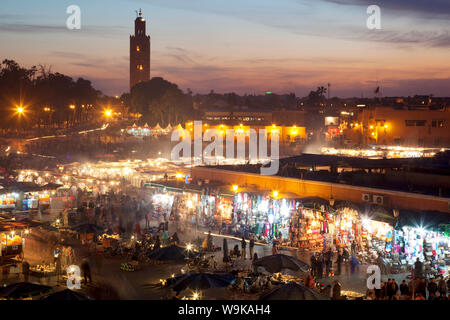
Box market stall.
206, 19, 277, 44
394, 210, 450, 277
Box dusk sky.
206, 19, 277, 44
1, 0, 450, 97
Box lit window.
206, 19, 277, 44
137, 64, 143, 70
136, 46, 140, 51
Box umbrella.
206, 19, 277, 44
41, 289, 93, 300
146, 245, 200, 261
259, 282, 330, 300
40, 183, 63, 191
0, 282, 52, 299
169, 273, 236, 292
71, 223, 105, 234
223, 238, 229, 262
253, 254, 310, 273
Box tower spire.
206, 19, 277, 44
139, 8, 142, 17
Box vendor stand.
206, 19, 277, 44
29, 263, 56, 278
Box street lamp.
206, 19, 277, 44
69, 105, 75, 110
272, 190, 279, 198
104, 109, 112, 117
232, 185, 238, 193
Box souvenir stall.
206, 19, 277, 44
291, 205, 332, 251
152, 192, 175, 219
215, 196, 233, 225
196, 194, 217, 227
360, 218, 393, 254
0, 229, 23, 261
334, 207, 360, 248
394, 226, 450, 277
233, 193, 274, 241
0, 193, 17, 210
233, 193, 305, 243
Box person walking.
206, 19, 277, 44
145, 211, 150, 229
438, 276, 447, 296
306, 273, 315, 289
392, 279, 399, 298
207, 231, 213, 251
153, 235, 161, 250
249, 236, 255, 260
400, 280, 409, 297
55, 253, 62, 284
336, 249, 342, 275
375, 282, 383, 300
22, 260, 30, 282
414, 258, 423, 279
241, 237, 247, 260
350, 255, 357, 274
351, 240, 357, 255
317, 253, 324, 279
427, 278, 438, 300
386, 279, 393, 300
418, 278, 427, 299
310, 253, 317, 278
325, 247, 333, 276
81, 259, 92, 286
332, 280, 341, 300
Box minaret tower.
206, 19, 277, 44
130, 9, 150, 90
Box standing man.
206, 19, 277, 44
145, 211, 150, 229
325, 247, 333, 276
350, 255, 357, 274
310, 253, 317, 278
249, 236, 255, 260
317, 253, 324, 278
414, 258, 423, 279
22, 260, 30, 282
241, 237, 247, 260
438, 276, 447, 296
427, 278, 438, 300
336, 249, 342, 275
400, 280, 409, 297
351, 240, 357, 256
81, 259, 92, 286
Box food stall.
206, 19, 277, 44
0, 231, 23, 260
29, 263, 56, 278
0, 193, 17, 210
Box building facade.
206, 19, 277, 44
129, 9, 150, 90
343, 106, 450, 147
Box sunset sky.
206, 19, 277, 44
1, 0, 449, 97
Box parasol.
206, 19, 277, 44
0, 282, 52, 299
169, 273, 236, 292
146, 244, 200, 261
253, 254, 310, 273
71, 223, 105, 234
223, 238, 229, 262
259, 282, 330, 300
40, 289, 93, 300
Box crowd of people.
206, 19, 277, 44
366, 276, 450, 300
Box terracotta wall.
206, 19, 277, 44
189, 167, 450, 213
